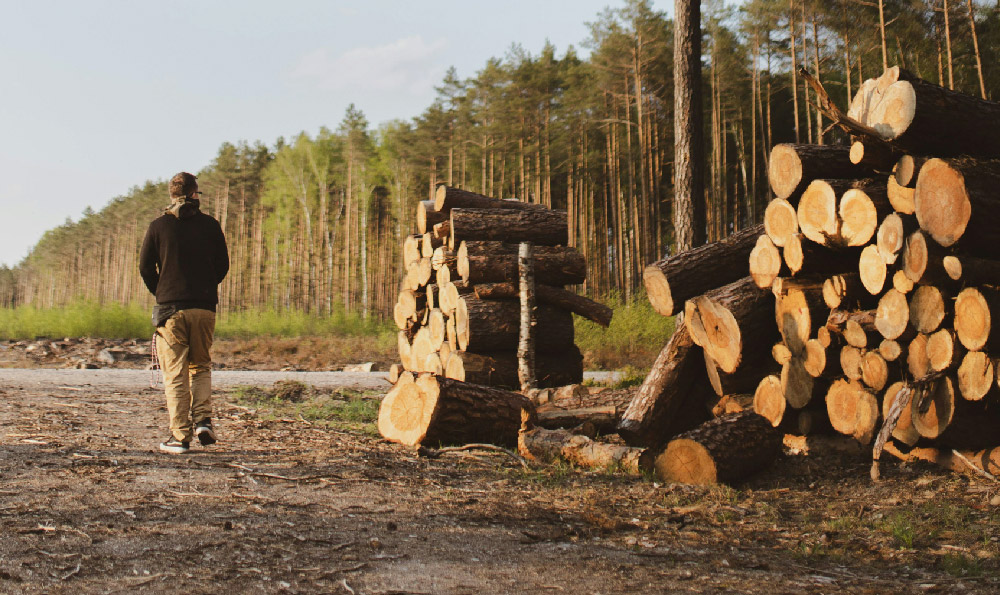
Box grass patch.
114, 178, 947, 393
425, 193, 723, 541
231, 381, 381, 434
575, 292, 674, 370
0, 299, 395, 342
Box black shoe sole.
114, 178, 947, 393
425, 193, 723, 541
195, 426, 217, 446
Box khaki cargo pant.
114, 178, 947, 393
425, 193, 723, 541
156, 309, 216, 443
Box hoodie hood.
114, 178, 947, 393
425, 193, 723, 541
166, 197, 201, 219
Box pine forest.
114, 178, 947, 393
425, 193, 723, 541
4, 0, 1000, 322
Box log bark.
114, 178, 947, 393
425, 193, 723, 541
704, 350, 777, 397
822, 272, 870, 310
894, 155, 927, 188
455, 297, 574, 353
458, 241, 586, 285
954, 286, 1000, 352
869, 74, 1000, 157
417, 200, 448, 235
617, 323, 713, 447
431, 247, 456, 271
783, 234, 857, 277
849, 139, 900, 171
686, 276, 777, 373
643, 224, 763, 316
883, 442, 1000, 477
434, 185, 545, 213
450, 208, 568, 248
914, 157, 1000, 253
473, 282, 612, 327
768, 144, 875, 201
518, 242, 536, 392
941, 254, 1000, 286
518, 425, 643, 474
377, 374, 536, 447
653, 411, 782, 485
882, 381, 920, 446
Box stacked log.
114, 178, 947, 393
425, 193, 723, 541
389, 185, 611, 390
621, 68, 1000, 484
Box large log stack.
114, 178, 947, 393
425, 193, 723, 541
392, 185, 612, 390
622, 67, 1000, 484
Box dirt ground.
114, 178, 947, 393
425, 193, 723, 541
1, 372, 999, 594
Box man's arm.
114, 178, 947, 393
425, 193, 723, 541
138, 223, 159, 295
214, 219, 230, 284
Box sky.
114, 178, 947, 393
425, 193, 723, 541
0, 0, 681, 268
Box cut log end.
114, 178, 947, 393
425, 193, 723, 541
914, 158, 970, 248
750, 235, 782, 288
954, 287, 993, 352
958, 351, 995, 402
753, 375, 785, 427
763, 199, 798, 247
768, 145, 804, 200
911, 377, 956, 439
643, 265, 674, 316
875, 289, 910, 341
859, 245, 887, 295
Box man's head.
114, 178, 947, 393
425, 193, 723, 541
169, 172, 200, 201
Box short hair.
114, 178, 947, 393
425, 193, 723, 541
169, 172, 199, 199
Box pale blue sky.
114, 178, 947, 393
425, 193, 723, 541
0, 0, 681, 267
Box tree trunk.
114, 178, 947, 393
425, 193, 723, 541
434, 185, 545, 213
901, 230, 951, 285
910, 376, 955, 439
617, 322, 713, 447
653, 411, 782, 485
870, 75, 1000, 157
473, 282, 613, 327
673, 0, 706, 252
686, 276, 778, 373
643, 224, 763, 316
518, 425, 643, 475
417, 200, 448, 234
767, 144, 874, 201
763, 198, 799, 248
783, 233, 858, 277
518, 242, 536, 392
749, 234, 785, 289
456, 297, 574, 353
849, 140, 899, 171
377, 374, 534, 447
458, 241, 586, 285
445, 348, 584, 390
450, 208, 568, 248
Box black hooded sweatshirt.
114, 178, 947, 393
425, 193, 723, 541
138, 209, 229, 310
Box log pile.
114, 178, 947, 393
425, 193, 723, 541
621, 68, 1000, 484
381, 69, 1000, 486
392, 185, 611, 390
380, 186, 616, 450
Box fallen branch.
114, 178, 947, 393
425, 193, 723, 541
416, 443, 529, 469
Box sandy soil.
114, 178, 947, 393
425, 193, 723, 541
1, 371, 999, 594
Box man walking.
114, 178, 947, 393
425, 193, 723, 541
139, 172, 229, 454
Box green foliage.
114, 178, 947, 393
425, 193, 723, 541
0, 300, 395, 341
574, 293, 675, 370
217, 307, 394, 340
0, 301, 149, 340
885, 512, 916, 550
940, 552, 983, 578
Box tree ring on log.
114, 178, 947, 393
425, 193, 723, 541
914, 159, 970, 248
764, 198, 798, 247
